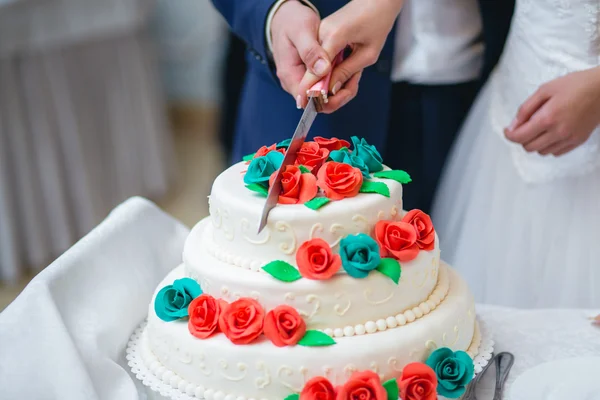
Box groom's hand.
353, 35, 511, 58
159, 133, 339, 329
270, 0, 332, 109
297, 0, 404, 113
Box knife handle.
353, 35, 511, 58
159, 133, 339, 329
307, 50, 346, 103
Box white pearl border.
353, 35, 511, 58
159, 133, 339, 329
204, 239, 264, 272
323, 264, 450, 338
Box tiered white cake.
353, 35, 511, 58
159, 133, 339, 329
138, 138, 480, 400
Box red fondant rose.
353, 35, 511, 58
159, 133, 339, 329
296, 238, 342, 280
336, 371, 387, 400
375, 220, 419, 262
218, 298, 265, 344
254, 143, 285, 158
301, 376, 337, 400
268, 165, 318, 204
314, 136, 350, 152
188, 294, 222, 339
263, 305, 306, 347
398, 363, 438, 400
296, 142, 330, 172
316, 162, 363, 200
401, 210, 435, 251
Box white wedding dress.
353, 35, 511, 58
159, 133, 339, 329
432, 0, 600, 308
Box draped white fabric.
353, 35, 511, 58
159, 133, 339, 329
0, 1, 174, 283
0, 197, 189, 399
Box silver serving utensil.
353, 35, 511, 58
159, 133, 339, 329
492, 352, 514, 400
464, 353, 496, 400
257, 97, 319, 233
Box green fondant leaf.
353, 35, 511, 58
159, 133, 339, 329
246, 183, 268, 196
298, 165, 311, 174
262, 261, 302, 282
242, 153, 256, 162
284, 394, 299, 400
373, 169, 412, 184
339, 146, 350, 152
304, 197, 331, 210
298, 330, 336, 347
383, 379, 399, 400
359, 181, 390, 197
376, 258, 401, 284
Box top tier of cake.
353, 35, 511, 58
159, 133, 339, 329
206, 161, 405, 269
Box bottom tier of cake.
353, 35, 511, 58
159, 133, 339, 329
142, 264, 479, 400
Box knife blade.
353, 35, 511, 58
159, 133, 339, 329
256, 49, 347, 233
257, 96, 319, 233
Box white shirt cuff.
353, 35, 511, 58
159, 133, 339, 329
265, 0, 320, 55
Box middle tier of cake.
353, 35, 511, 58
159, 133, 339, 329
184, 220, 444, 332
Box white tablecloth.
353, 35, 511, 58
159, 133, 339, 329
0, 197, 598, 399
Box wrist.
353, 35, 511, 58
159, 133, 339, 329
266, 0, 319, 54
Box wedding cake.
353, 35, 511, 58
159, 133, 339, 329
135, 137, 481, 400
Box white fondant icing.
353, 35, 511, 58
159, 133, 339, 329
144, 264, 476, 400
241, 218, 271, 245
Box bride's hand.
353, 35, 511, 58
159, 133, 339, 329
504, 67, 600, 156
297, 0, 404, 113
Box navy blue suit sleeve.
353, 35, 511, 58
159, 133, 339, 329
210, 0, 275, 65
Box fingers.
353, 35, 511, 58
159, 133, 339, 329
552, 142, 579, 157
536, 140, 569, 156
289, 28, 331, 77
273, 33, 305, 100
320, 70, 363, 114
328, 47, 377, 95
507, 85, 551, 132
521, 131, 554, 153
504, 117, 546, 145
319, 22, 349, 62
505, 98, 556, 144
522, 134, 578, 157
287, 26, 334, 107
275, 58, 308, 107
296, 70, 325, 109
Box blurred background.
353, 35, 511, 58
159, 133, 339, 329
0, 0, 242, 309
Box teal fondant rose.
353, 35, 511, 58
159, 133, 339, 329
351, 136, 383, 173
154, 278, 203, 322
425, 347, 474, 398
330, 149, 370, 178
339, 233, 382, 278
243, 151, 284, 187
276, 138, 292, 148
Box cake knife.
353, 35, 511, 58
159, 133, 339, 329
257, 52, 345, 234
257, 95, 320, 234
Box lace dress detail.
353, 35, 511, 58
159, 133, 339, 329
489, 0, 600, 183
